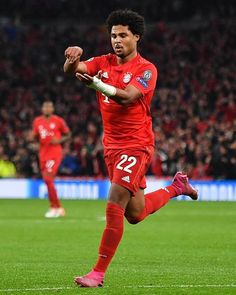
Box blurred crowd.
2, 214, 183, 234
0, 15, 235, 179
0, 0, 234, 23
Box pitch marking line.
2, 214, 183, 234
0, 284, 236, 292
127, 284, 236, 288
0, 287, 73, 292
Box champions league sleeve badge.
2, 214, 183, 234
143, 70, 152, 81
135, 70, 152, 88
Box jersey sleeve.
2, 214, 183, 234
60, 118, 70, 134
83, 56, 105, 76
129, 64, 158, 96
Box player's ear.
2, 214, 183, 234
134, 34, 140, 42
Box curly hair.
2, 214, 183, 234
106, 9, 145, 40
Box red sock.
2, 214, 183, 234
94, 202, 124, 273
135, 185, 177, 223
44, 178, 61, 208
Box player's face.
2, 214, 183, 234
42, 102, 54, 116
111, 25, 139, 58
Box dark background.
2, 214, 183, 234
0, 0, 235, 22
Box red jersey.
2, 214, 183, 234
84, 53, 158, 149
33, 115, 69, 159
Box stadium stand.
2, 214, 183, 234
0, 1, 235, 179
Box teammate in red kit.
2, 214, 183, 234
64, 10, 198, 287
33, 101, 71, 218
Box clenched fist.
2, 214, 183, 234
64, 46, 83, 64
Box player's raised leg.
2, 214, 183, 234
125, 172, 198, 224
74, 183, 130, 287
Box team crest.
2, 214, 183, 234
123, 72, 132, 83
143, 70, 152, 81
50, 123, 55, 129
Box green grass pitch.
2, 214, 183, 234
0, 199, 235, 295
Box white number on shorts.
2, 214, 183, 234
124, 156, 137, 173
46, 160, 55, 172
103, 95, 110, 103
116, 155, 137, 174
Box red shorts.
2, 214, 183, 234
40, 156, 62, 177
104, 146, 154, 196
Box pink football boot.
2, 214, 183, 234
74, 270, 104, 288
171, 172, 198, 200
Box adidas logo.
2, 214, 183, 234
102, 72, 109, 78
163, 187, 170, 193
121, 176, 130, 183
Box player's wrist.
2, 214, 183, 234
88, 76, 116, 97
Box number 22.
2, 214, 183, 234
116, 154, 137, 174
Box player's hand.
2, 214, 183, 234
75, 70, 102, 85
50, 138, 61, 145
65, 46, 83, 64
75, 72, 93, 85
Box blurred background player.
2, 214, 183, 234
64, 9, 198, 287
32, 101, 71, 218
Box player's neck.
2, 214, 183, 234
116, 50, 138, 65
43, 114, 52, 120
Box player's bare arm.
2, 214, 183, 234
64, 46, 87, 74
28, 130, 40, 152
76, 72, 142, 105
30, 130, 37, 141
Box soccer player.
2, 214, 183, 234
32, 101, 71, 218
64, 10, 198, 287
